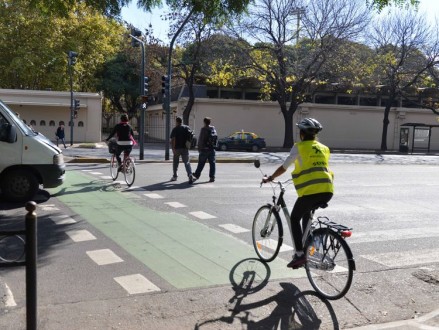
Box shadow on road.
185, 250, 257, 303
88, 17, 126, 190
195, 258, 339, 329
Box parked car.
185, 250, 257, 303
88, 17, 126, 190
217, 131, 266, 152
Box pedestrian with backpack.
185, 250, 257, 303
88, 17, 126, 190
193, 117, 217, 182
170, 116, 196, 183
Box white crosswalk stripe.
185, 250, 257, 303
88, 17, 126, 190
86, 249, 124, 265
114, 274, 161, 294
362, 248, 439, 268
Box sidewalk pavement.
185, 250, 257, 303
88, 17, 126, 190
351, 308, 439, 329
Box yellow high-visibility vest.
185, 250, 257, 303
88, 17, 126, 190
292, 140, 334, 197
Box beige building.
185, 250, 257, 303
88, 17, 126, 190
1, 88, 438, 152
0, 89, 102, 143
146, 97, 439, 152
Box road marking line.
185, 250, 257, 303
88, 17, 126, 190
143, 193, 164, 199
189, 211, 217, 219
219, 224, 250, 234
4, 283, 17, 307
362, 248, 439, 267
89, 172, 103, 175
100, 176, 112, 180
86, 249, 124, 265
39, 205, 59, 212
66, 230, 96, 242
114, 274, 160, 294
81, 170, 93, 172
350, 227, 439, 244
165, 202, 187, 208
51, 215, 77, 225
255, 239, 294, 252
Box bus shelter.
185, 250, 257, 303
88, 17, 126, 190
400, 123, 439, 153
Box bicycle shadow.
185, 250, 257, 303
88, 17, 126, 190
195, 258, 339, 329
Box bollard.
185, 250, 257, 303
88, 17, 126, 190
25, 201, 37, 330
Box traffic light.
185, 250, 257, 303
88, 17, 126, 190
74, 99, 80, 110
68, 51, 78, 66
130, 28, 141, 47
144, 76, 150, 95
161, 75, 169, 98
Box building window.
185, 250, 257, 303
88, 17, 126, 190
78, 121, 84, 127
59, 121, 65, 126
40, 120, 46, 126
30, 120, 36, 126
69, 121, 74, 127
49, 120, 55, 126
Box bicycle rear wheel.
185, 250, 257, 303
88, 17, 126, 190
305, 228, 354, 300
110, 154, 119, 180
252, 205, 283, 262
124, 157, 135, 186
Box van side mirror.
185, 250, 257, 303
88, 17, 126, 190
7, 124, 17, 143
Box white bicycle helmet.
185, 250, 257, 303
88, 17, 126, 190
296, 118, 323, 134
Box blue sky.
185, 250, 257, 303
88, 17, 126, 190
121, 0, 439, 43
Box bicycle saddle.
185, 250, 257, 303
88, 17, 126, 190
312, 202, 328, 211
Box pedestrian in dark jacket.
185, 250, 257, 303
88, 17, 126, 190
55, 124, 67, 148
170, 116, 195, 183
193, 117, 217, 182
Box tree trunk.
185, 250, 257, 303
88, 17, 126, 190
183, 82, 195, 126
282, 103, 295, 149
380, 94, 395, 151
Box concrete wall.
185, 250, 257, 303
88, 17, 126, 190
0, 89, 102, 143
145, 98, 439, 151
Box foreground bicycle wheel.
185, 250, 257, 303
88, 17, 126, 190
110, 154, 119, 180
124, 157, 135, 186
252, 205, 283, 262
305, 228, 354, 300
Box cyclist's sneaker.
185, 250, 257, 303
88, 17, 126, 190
171, 176, 177, 181
118, 164, 122, 172
287, 253, 306, 269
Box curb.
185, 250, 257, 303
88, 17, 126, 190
65, 157, 256, 164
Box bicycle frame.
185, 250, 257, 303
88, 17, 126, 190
265, 180, 320, 252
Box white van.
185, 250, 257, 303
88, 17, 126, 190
0, 100, 65, 202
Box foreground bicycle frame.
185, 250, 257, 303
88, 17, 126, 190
253, 160, 356, 300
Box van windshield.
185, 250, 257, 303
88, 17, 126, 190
0, 100, 35, 136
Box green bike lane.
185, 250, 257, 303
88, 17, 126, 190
50, 170, 304, 290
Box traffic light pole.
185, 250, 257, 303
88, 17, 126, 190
164, 9, 194, 161
69, 60, 74, 146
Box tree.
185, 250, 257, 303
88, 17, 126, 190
369, 10, 439, 150
367, 0, 419, 11
227, 0, 370, 148
0, 0, 124, 91
96, 49, 142, 122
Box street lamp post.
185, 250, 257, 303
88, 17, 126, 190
164, 9, 194, 160
130, 29, 146, 160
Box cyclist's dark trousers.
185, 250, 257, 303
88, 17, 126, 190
290, 192, 333, 251
116, 145, 132, 165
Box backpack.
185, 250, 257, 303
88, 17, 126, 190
206, 126, 218, 149
185, 125, 194, 149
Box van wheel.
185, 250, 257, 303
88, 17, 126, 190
220, 144, 228, 151
1, 169, 39, 202
251, 145, 259, 152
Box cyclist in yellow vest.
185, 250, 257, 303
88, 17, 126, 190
263, 118, 334, 269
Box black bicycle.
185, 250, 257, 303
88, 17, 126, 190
252, 160, 356, 300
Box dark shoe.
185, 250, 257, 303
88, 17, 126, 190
209, 177, 215, 182
192, 173, 199, 180
118, 165, 123, 172
170, 176, 177, 181
287, 253, 306, 269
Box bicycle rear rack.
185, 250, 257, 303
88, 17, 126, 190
316, 217, 352, 236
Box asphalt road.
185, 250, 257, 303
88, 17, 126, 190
1, 154, 439, 329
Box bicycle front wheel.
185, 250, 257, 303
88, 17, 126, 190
124, 157, 136, 186
252, 205, 283, 262
305, 228, 354, 300
110, 154, 119, 180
